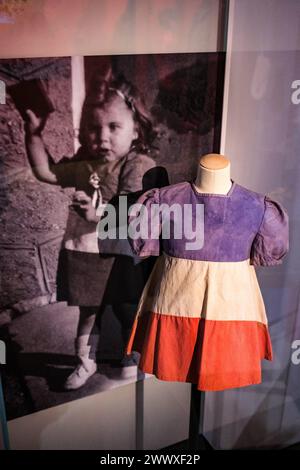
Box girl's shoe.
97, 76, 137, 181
64, 360, 97, 390
118, 352, 139, 379
64, 334, 97, 390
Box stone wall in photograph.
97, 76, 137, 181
0, 57, 73, 319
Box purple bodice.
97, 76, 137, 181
129, 180, 289, 266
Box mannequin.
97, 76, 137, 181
126, 153, 288, 393
192, 152, 233, 448
193, 153, 232, 195
125, 151, 288, 447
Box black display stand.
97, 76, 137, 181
135, 374, 145, 450
188, 384, 213, 450
0, 371, 10, 450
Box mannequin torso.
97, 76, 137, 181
193, 153, 232, 195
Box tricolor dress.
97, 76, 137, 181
125, 180, 289, 391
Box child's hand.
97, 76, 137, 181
24, 109, 48, 136
72, 191, 98, 223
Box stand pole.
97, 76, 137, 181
188, 384, 212, 450
135, 373, 145, 450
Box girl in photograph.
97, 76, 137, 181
24, 72, 157, 389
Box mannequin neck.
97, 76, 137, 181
194, 164, 232, 195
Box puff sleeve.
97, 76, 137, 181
128, 188, 161, 257
250, 196, 289, 266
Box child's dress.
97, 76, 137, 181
126, 180, 289, 391
53, 147, 156, 307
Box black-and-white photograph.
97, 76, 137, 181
0, 51, 225, 419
